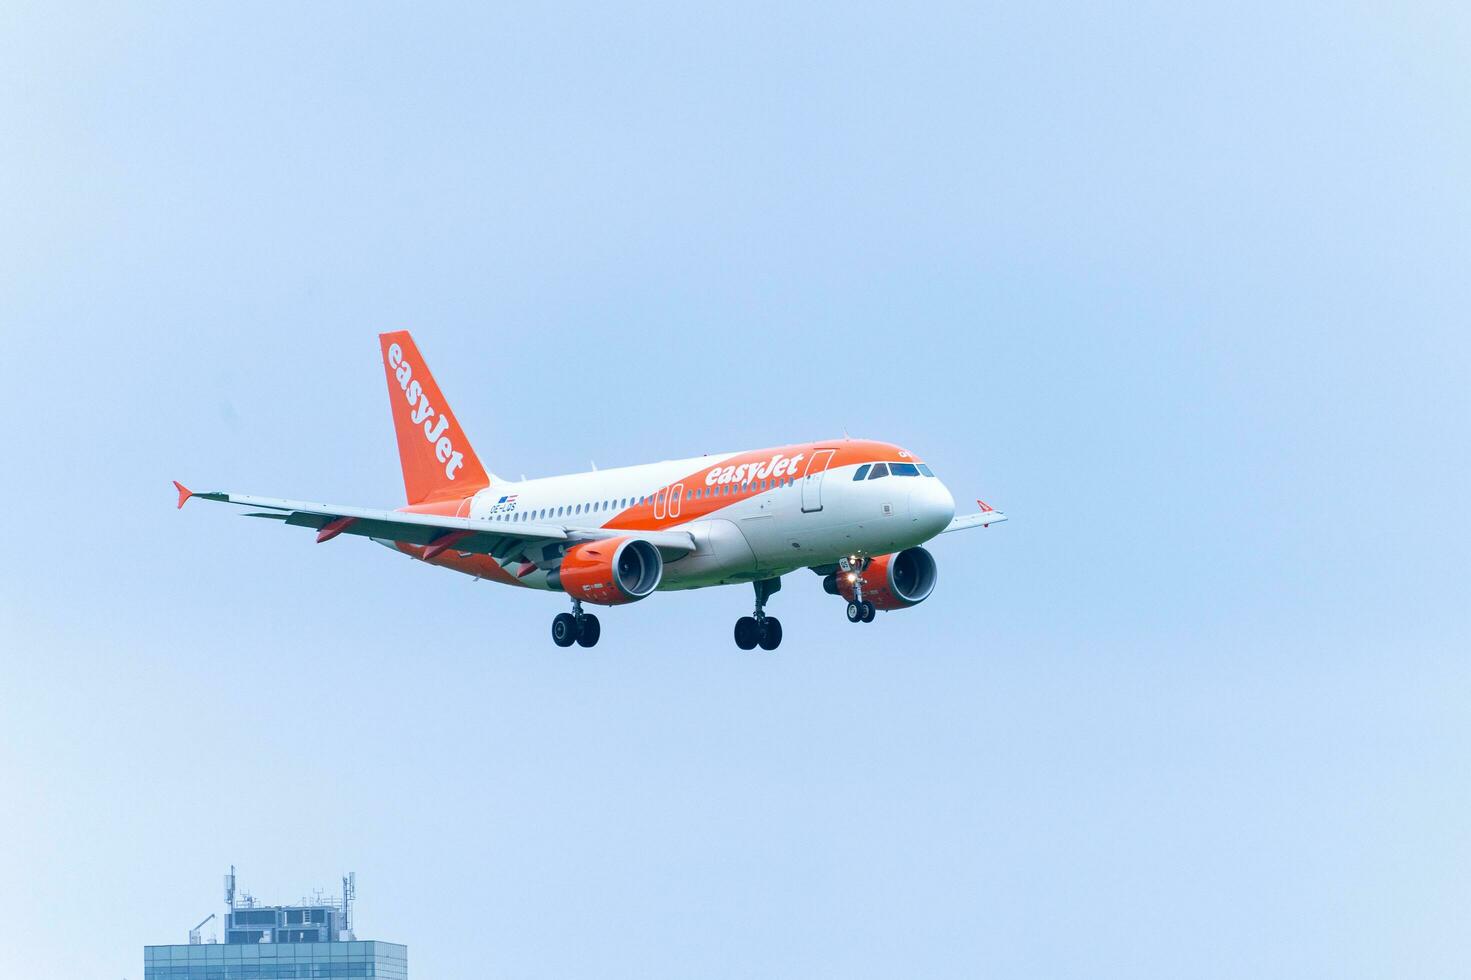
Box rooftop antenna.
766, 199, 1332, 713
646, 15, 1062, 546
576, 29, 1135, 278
342, 872, 357, 940
224, 867, 236, 911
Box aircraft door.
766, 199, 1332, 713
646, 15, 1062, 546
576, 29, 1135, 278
800, 449, 837, 513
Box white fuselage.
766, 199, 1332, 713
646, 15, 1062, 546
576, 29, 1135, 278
454, 443, 956, 591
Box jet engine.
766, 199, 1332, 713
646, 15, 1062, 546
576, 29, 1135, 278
827, 546, 937, 610
548, 537, 663, 605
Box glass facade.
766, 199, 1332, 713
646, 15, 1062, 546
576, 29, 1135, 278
143, 941, 407, 980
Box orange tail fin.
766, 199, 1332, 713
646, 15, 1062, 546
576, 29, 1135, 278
379, 331, 490, 504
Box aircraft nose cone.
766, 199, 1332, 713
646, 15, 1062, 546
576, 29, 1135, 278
910, 480, 955, 537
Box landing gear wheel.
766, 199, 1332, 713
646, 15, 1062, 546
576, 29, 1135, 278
846, 602, 862, 623
552, 612, 577, 647
757, 617, 783, 650
734, 616, 760, 650
576, 613, 601, 648
859, 602, 876, 623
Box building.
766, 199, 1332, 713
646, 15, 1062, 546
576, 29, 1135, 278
144, 868, 407, 980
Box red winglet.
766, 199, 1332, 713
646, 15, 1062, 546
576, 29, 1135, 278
316, 516, 357, 543
422, 529, 473, 561
977, 499, 994, 513
174, 481, 193, 509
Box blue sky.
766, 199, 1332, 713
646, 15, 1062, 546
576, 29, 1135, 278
2, 3, 1468, 978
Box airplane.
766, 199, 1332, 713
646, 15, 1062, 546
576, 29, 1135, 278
174, 331, 1006, 649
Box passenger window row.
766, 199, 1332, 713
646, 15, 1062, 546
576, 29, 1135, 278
486, 477, 799, 523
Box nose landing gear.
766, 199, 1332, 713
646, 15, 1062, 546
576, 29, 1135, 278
839, 556, 877, 624
735, 578, 783, 650
552, 599, 601, 648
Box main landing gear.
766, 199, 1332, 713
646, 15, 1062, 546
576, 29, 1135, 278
552, 599, 600, 648
735, 578, 783, 651
840, 556, 877, 624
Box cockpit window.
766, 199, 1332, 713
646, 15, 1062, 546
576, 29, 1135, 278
890, 462, 920, 477
853, 464, 871, 481
917, 463, 934, 477
867, 462, 889, 480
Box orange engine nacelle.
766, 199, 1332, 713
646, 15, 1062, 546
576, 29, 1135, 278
833, 547, 938, 610
548, 537, 663, 606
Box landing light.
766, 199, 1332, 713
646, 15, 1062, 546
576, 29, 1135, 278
846, 573, 856, 583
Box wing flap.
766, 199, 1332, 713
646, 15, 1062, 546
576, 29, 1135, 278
281, 511, 446, 545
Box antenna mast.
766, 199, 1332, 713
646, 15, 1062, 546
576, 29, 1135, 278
341, 872, 357, 940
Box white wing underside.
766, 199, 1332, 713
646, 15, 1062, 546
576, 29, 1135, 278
185, 490, 697, 560
942, 510, 1008, 533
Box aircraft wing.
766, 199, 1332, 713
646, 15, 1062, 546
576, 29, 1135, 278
173, 482, 697, 559
942, 500, 1008, 533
